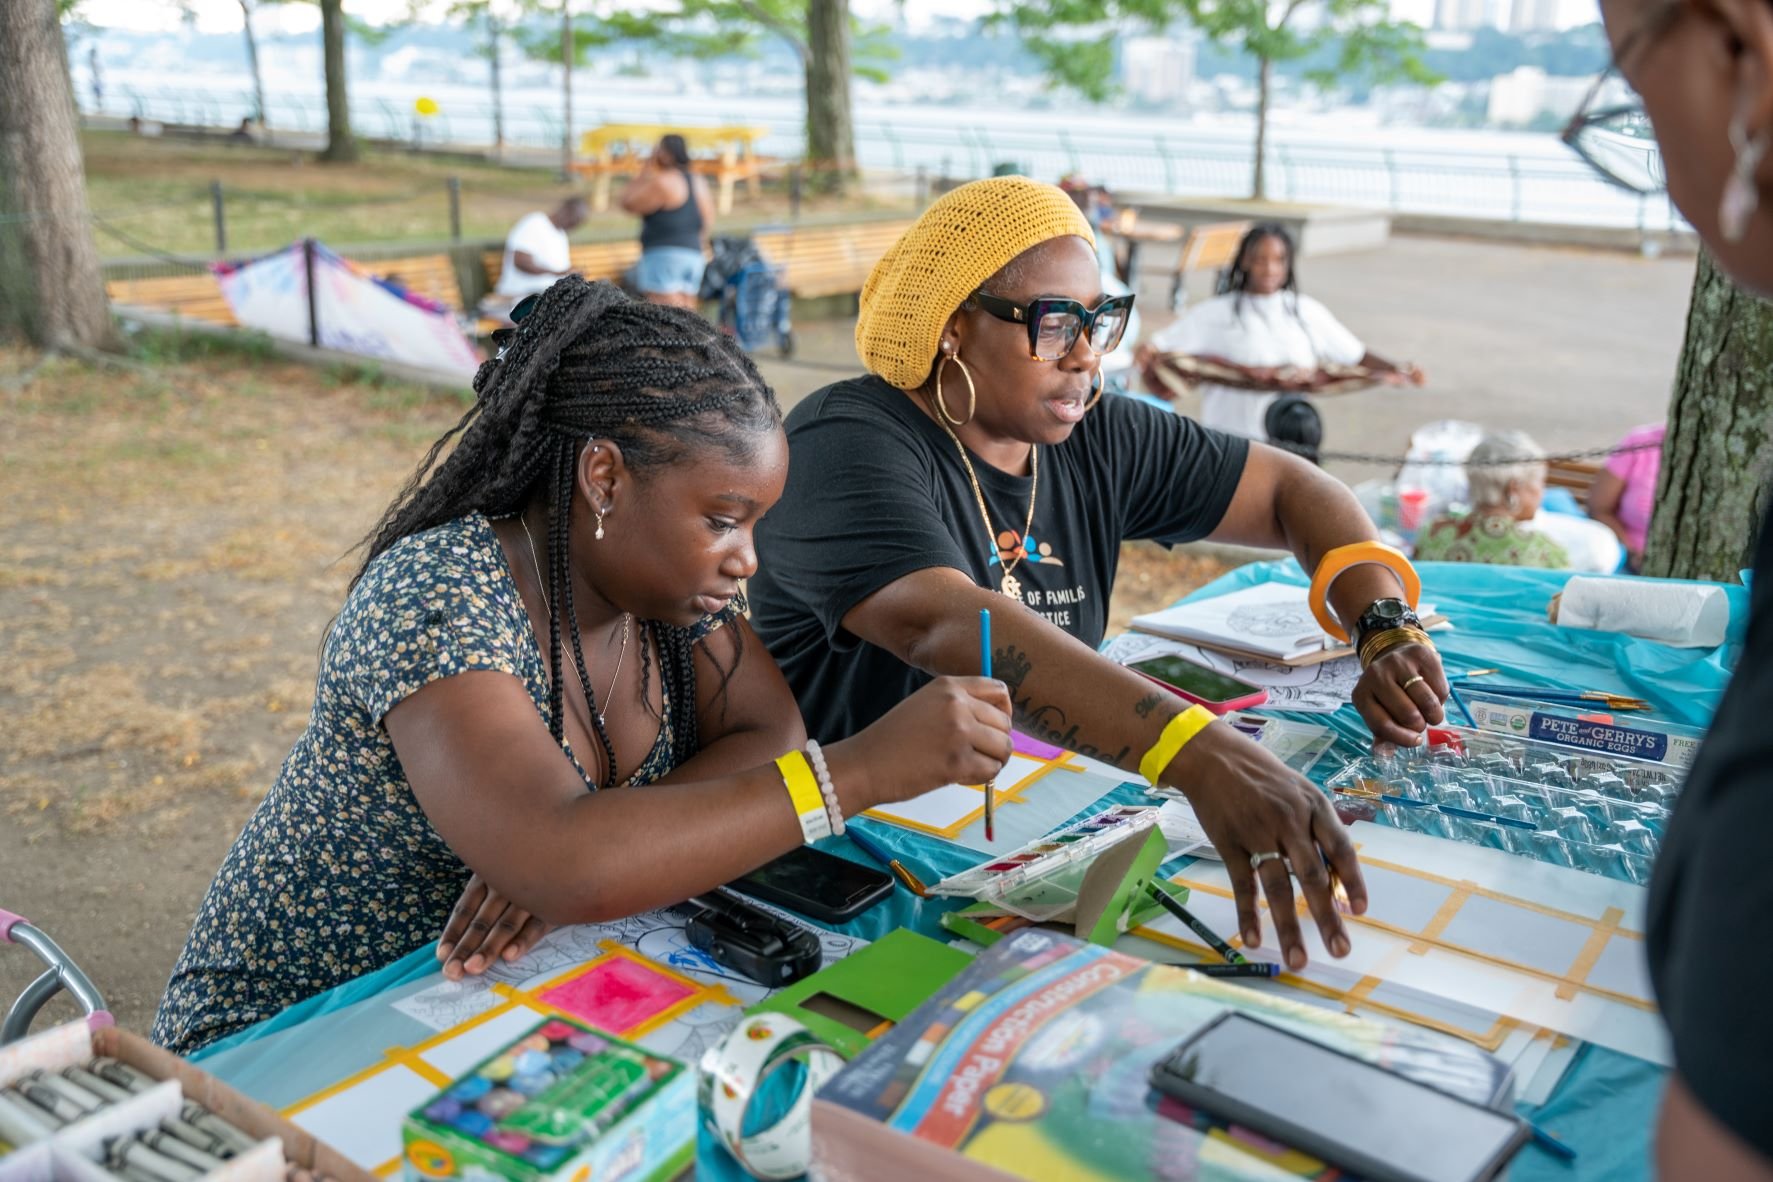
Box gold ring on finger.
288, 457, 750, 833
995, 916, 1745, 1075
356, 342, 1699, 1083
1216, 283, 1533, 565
1400, 675, 1426, 691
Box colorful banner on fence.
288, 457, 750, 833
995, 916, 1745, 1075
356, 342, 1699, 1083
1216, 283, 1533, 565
214, 241, 481, 379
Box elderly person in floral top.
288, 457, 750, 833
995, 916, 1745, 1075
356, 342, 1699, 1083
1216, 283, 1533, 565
1415, 430, 1570, 569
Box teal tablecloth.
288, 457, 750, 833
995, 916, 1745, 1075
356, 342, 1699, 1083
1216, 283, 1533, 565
198, 560, 1740, 1181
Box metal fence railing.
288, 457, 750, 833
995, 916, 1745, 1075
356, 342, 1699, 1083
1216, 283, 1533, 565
89, 83, 1687, 235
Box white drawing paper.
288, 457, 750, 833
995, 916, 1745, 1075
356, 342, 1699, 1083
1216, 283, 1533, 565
1129, 583, 1333, 661
289, 1065, 437, 1171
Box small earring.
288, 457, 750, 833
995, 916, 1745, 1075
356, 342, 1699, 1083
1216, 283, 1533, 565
594, 510, 606, 541
1721, 117, 1767, 243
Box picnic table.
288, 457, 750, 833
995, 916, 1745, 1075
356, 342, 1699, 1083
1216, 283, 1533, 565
191, 561, 1738, 1181
572, 123, 772, 217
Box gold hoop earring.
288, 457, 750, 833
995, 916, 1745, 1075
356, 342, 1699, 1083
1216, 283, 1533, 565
1084, 369, 1104, 413
934, 352, 977, 427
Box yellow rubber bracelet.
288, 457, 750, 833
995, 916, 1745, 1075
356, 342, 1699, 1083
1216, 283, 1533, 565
1139, 704, 1217, 789
775, 751, 825, 828
1308, 541, 1421, 644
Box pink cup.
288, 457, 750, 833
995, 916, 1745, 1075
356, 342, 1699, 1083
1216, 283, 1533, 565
1398, 487, 1430, 532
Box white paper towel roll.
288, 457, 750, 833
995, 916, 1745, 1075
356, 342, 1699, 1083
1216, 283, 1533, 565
1553, 576, 1730, 648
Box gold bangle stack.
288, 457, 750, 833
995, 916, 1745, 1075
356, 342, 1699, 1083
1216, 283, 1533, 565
1358, 626, 1435, 670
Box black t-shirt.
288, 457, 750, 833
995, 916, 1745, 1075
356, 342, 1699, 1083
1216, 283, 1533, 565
1646, 517, 1773, 1161
749, 375, 1249, 742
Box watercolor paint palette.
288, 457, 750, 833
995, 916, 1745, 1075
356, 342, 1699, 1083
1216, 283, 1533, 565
401, 1017, 693, 1182
925, 804, 1161, 920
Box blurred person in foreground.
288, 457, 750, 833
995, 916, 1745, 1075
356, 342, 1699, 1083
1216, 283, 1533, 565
1576, 0, 1773, 1172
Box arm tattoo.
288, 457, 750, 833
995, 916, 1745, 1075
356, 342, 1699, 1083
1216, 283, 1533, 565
995, 645, 1133, 767
1134, 693, 1163, 719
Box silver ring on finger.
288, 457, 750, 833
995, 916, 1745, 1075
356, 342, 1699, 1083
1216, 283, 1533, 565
1250, 851, 1285, 872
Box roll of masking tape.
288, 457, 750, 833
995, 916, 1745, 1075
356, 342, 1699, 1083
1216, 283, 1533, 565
698, 1014, 845, 1181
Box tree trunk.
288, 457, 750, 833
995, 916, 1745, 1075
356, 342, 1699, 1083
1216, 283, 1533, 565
0, 0, 116, 351
318, 0, 357, 163
1644, 253, 1773, 582
240, 0, 267, 133
559, 6, 573, 181
487, 13, 504, 161
1251, 56, 1271, 202
804, 0, 855, 194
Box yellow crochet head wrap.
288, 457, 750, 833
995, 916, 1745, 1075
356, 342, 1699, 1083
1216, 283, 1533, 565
855, 177, 1095, 390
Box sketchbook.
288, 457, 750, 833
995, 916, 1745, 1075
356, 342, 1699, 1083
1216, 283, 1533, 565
1131, 583, 1443, 667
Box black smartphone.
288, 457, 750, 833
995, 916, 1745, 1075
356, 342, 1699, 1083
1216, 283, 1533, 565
1149, 1013, 1529, 1182
729, 845, 895, 924
1126, 654, 1269, 712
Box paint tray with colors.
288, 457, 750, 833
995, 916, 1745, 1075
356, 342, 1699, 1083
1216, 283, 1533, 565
401, 1016, 693, 1182
924, 804, 1160, 920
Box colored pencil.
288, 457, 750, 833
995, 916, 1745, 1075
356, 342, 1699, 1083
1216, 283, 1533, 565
981, 607, 995, 842
1145, 883, 1249, 965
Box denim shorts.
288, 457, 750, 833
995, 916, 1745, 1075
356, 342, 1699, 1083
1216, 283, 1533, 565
632, 246, 706, 296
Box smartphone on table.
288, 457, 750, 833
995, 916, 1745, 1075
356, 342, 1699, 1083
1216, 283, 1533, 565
1148, 1012, 1529, 1182
729, 844, 894, 924
1126, 653, 1268, 713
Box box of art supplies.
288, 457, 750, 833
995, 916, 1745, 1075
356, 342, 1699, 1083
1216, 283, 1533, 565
810, 930, 1516, 1182
399, 1017, 691, 1182
0, 1017, 371, 1182
1459, 691, 1705, 771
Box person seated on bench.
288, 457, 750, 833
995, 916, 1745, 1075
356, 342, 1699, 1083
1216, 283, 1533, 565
151, 280, 1011, 1055
749, 177, 1455, 977
1414, 431, 1571, 569
1135, 223, 1423, 454
621, 135, 714, 310
485, 197, 588, 318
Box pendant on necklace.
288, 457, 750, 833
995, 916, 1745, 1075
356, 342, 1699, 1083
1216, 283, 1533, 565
1000, 572, 1023, 601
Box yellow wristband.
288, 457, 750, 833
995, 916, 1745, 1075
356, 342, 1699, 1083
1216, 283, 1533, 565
775, 751, 826, 838
1139, 704, 1217, 788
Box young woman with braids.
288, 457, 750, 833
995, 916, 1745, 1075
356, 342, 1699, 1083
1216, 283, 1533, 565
1134, 223, 1425, 456
151, 278, 1011, 1055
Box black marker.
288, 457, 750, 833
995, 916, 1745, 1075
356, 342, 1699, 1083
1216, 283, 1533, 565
1145, 883, 1249, 965
1193, 962, 1282, 979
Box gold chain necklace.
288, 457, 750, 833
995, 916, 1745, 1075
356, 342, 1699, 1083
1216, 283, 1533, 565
929, 407, 1039, 602
519, 513, 631, 727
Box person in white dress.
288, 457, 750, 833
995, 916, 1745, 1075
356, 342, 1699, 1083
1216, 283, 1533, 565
1137, 223, 1424, 457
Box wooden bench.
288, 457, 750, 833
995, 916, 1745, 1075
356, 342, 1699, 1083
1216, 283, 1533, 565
1546, 459, 1604, 510
480, 241, 642, 293
753, 219, 912, 300
1167, 220, 1252, 312
108, 251, 475, 330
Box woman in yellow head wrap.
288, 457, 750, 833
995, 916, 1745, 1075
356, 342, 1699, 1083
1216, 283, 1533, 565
750, 177, 1449, 972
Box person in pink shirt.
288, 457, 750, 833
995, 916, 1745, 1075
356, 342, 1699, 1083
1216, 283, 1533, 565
1588, 423, 1665, 572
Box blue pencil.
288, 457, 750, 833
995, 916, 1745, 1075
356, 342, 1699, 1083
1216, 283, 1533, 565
845, 826, 893, 870
980, 607, 995, 842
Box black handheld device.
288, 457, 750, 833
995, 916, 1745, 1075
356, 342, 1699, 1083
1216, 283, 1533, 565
1149, 1012, 1529, 1182
683, 887, 823, 987
730, 844, 894, 924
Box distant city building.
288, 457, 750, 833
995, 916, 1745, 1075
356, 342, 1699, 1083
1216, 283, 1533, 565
1508, 0, 1561, 31
1434, 0, 1505, 30
1487, 65, 1593, 123
1120, 33, 1197, 107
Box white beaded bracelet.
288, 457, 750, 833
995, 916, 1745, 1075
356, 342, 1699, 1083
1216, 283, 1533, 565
804, 740, 845, 837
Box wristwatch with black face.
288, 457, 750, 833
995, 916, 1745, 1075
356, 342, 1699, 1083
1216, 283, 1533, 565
1353, 597, 1421, 648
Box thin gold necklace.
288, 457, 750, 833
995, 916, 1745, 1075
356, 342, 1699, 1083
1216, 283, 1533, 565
519, 513, 631, 727
927, 403, 1038, 602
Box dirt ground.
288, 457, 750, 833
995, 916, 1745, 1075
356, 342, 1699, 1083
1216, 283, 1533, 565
0, 336, 1224, 1036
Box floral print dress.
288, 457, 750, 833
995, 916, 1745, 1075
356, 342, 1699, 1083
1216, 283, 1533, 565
151, 514, 728, 1055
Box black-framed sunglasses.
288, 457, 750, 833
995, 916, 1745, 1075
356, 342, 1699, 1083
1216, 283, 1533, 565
1560, 4, 1680, 195
972, 290, 1136, 362
489, 291, 544, 359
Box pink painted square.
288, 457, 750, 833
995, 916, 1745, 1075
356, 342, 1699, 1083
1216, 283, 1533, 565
1011, 730, 1065, 760
536, 956, 695, 1035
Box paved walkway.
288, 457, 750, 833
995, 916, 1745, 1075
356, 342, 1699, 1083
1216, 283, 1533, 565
751, 234, 1698, 486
